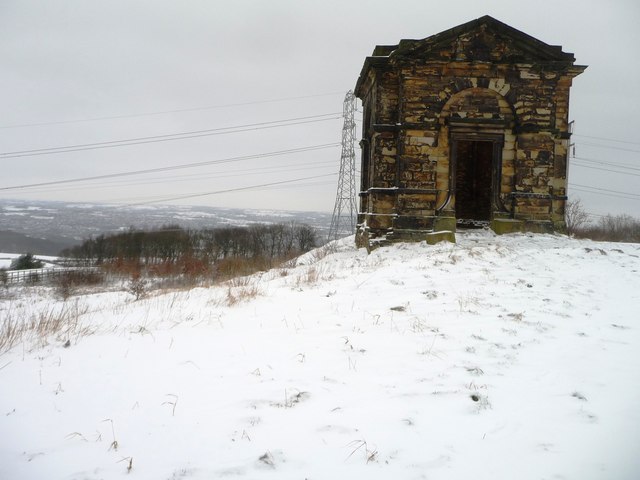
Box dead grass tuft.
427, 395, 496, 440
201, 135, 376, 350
309, 242, 338, 263
224, 284, 262, 306
0, 301, 92, 354
293, 264, 333, 288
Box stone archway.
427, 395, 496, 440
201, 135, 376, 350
436, 87, 516, 224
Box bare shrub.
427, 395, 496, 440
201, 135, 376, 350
214, 254, 297, 283
127, 273, 147, 300
180, 256, 211, 280
54, 270, 105, 300
575, 213, 640, 243
565, 199, 590, 236
215, 256, 272, 281
103, 258, 142, 277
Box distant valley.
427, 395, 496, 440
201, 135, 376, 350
0, 199, 332, 255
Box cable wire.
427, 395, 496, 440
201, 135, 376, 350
128, 173, 338, 206
572, 156, 640, 172
578, 142, 640, 154
0, 91, 346, 129
0, 143, 340, 191
0, 114, 341, 159
569, 187, 640, 201
571, 161, 640, 177
569, 183, 640, 200
11, 160, 339, 195
573, 134, 640, 146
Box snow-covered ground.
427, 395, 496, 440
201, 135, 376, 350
1, 231, 639, 480
0, 254, 22, 269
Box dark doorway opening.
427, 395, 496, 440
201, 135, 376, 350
455, 140, 493, 225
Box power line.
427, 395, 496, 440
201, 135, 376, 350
570, 187, 640, 201
1, 113, 339, 156
0, 143, 340, 191
570, 183, 640, 197
574, 134, 640, 146
573, 156, 640, 172
128, 173, 338, 206
571, 161, 640, 177
10, 160, 338, 195
0, 91, 346, 129
569, 183, 640, 200
83, 160, 337, 190
579, 142, 640, 154
0, 113, 341, 159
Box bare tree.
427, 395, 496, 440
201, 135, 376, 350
565, 199, 590, 236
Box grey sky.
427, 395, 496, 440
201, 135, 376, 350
1, 0, 639, 218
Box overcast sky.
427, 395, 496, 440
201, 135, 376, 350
1, 0, 638, 218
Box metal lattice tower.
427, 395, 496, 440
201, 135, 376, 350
328, 90, 357, 241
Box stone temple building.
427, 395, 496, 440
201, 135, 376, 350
354, 15, 586, 247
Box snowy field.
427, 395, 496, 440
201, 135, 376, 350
0, 254, 22, 269
0, 254, 59, 270
1, 231, 639, 480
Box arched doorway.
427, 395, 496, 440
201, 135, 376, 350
438, 88, 516, 226
451, 133, 504, 226
455, 139, 493, 223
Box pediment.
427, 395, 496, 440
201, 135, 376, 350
390, 16, 576, 64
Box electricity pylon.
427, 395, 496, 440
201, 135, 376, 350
328, 90, 357, 241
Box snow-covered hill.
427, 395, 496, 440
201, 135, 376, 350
1, 231, 639, 480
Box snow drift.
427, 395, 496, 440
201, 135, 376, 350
1, 230, 639, 479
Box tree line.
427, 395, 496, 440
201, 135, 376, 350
574, 213, 640, 243
60, 223, 318, 271
565, 200, 640, 242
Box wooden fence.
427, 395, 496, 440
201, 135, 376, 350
1, 267, 101, 285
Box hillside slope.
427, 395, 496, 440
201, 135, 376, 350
1, 231, 639, 479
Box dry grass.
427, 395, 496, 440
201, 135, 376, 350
309, 242, 339, 263
215, 256, 272, 282
0, 301, 91, 354
54, 270, 105, 300
346, 439, 378, 464
292, 264, 333, 288
224, 285, 262, 306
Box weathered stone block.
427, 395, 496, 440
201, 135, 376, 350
367, 214, 394, 230
434, 216, 457, 232
426, 231, 456, 245
491, 218, 524, 234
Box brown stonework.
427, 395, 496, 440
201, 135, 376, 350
354, 15, 585, 247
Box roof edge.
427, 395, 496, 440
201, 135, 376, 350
354, 16, 585, 97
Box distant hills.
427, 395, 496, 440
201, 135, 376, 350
0, 230, 73, 256
0, 199, 332, 256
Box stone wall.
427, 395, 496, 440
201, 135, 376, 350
355, 17, 585, 246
